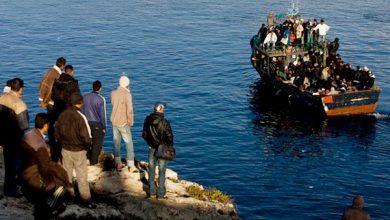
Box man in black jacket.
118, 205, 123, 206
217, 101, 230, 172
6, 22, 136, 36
142, 102, 173, 199
50, 64, 81, 162
55, 93, 96, 209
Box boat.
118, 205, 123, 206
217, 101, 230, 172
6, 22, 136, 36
250, 3, 381, 118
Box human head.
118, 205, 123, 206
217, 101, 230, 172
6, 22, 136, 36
334, 38, 339, 42
352, 195, 365, 209
56, 57, 66, 70
119, 75, 130, 88
154, 101, 166, 113
93, 80, 102, 92
65, 64, 74, 76
35, 112, 49, 131
320, 19, 324, 23
70, 93, 83, 109
9, 78, 24, 96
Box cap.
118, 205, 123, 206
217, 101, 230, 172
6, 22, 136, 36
119, 75, 130, 88
154, 101, 166, 112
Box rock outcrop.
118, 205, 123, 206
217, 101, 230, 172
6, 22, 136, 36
0, 147, 239, 219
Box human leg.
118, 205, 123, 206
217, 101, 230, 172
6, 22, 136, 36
73, 150, 91, 203
121, 125, 134, 167
147, 147, 157, 196
112, 125, 122, 166
157, 158, 168, 198
89, 122, 104, 165
61, 149, 76, 198
3, 145, 21, 197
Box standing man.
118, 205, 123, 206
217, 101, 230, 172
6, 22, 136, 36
55, 93, 96, 209
82, 80, 106, 165
50, 64, 80, 162
312, 19, 330, 43
0, 78, 29, 197
110, 75, 136, 172
39, 57, 66, 159
142, 102, 174, 199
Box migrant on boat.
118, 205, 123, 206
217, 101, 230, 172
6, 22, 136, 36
250, 2, 381, 117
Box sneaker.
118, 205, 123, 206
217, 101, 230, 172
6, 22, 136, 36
47, 186, 66, 210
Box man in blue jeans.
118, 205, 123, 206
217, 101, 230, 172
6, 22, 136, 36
110, 75, 136, 172
142, 102, 174, 199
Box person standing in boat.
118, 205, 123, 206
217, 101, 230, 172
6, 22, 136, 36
266, 11, 276, 28
263, 30, 277, 49
313, 19, 330, 43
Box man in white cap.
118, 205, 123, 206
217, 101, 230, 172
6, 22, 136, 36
110, 75, 136, 172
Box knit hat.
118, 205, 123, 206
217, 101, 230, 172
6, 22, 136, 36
119, 76, 130, 88
70, 93, 83, 105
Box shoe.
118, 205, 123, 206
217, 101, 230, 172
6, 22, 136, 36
47, 186, 66, 210
83, 202, 97, 209
156, 196, 168, 200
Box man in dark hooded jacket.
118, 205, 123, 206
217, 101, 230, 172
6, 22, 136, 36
142, 102, 173, 199
50, 64, 80, 162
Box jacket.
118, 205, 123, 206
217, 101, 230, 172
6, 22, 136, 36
51, 73, 81, 108
110, 86, 133, 127
142, 112, 173, 148
0, 91, 29, 131
82, 91, 106, 128
39, 66, 61, 107
55, 107, 92, 152
20, 128, 71, 190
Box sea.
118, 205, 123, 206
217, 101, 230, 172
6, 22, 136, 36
0, 0, 389, 219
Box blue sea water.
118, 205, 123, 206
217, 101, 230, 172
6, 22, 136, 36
0, 0, 389, 219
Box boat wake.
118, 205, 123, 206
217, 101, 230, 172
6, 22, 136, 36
371, 112, 390, 120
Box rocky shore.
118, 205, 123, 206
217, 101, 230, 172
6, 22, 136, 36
0, 147, 239, 219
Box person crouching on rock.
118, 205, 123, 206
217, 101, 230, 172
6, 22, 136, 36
19, 113, 71, 214
55, 93, 96, 209
142, 102, 174, 199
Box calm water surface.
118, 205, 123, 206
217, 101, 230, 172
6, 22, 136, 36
0, 0, 389, 219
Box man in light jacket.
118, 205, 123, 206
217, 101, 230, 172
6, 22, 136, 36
110, 75, 136, 172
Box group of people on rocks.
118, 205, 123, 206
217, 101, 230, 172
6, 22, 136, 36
252, 13, 376, 94
0, 57, 174, 217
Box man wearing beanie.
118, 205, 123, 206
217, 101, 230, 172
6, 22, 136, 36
110, 75, 136, 172
55, 93, 96, 209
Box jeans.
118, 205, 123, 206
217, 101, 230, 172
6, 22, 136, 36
112, 124, 134, 166
148, 147, 168, 197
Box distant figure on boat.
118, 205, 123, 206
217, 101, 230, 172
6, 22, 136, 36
267, 11, 276, 28
263, 30, 278, 48
313, 19, 330, 43
328, 38, 339, 57
341, 195, 370, 220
